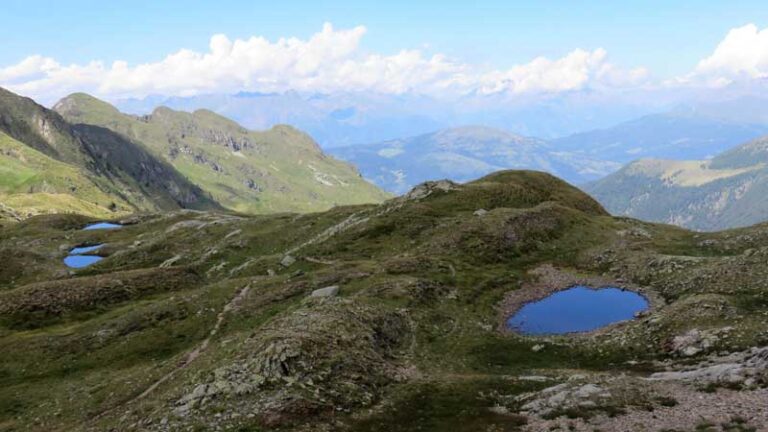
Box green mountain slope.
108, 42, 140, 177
0, 131, 135, 219
586, 135, 768, 231
2, 170, 768, 431
55, 93, 390, 213
0, 87, 220, 219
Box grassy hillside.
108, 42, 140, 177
55, 93, 390, 214
0, 131, 134, 220
587, 135, 768, 230
0, 87, 221, 218
2, 170, 768, 431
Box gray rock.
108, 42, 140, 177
224, 229, 242, 240
311, 286, 339, 298
165, 219, 206, 234
473, 209, 489, 217
159, 255, 183, 268
519, 375, 551, 382
519, 382, 612, 416
670, 327, 732, 357
280, 255, 296, 267
487, 405, 509, 415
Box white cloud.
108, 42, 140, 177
0, 55, 60, 83
474, 49, 648, 95
0, 23, 647, 104
686, 23, 768, 87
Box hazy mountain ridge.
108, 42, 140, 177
553, 112, 768, 164
587, 135, 768, 230
329, 126, 621, 194
55, 93, 389, 214
115, 91, 654, 147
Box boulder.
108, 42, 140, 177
668, 327, 732, 357
311, 286, 339, 298
280, 255, 296, 267
159, 255, 182, 268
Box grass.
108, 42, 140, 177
0, 132, 133, 218
347, 379, 535, 432
0, 281, 236, 429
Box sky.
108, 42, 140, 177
2, 0, 768, 104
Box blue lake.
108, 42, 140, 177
64, 244, 105, 268
64, 255, 103, 268
83, 222, 122, 230
506, 286, 649, 335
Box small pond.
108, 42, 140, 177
506, 286, 649, 335
83, 222, 122, 230
64, 244, 104, 268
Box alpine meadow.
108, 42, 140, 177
3, 2, 768, 431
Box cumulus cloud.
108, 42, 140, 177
684, 23, 768, 87
0, 23, 647, 103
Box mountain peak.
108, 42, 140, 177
53, 93, 121, 119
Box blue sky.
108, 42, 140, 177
3, 1, 768, 104
4, 0, 767, 77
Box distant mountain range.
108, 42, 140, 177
586, 134, 768, 231
0, 88, 387, 221
114, 91, 654, 148
328, 126, 621, 194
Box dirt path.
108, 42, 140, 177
131, 282, 252, 402
89, 282, 253, 422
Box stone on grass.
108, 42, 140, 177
280, 255, 296, 267
311, 286, 339, 298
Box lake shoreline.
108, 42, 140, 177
497, 264, 664, 337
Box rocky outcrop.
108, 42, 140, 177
650, 346, 768, 388
665, 327, 734, 357
173, 300, 410, 426
404, 180, 460, 200
518, 382, 613, 417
